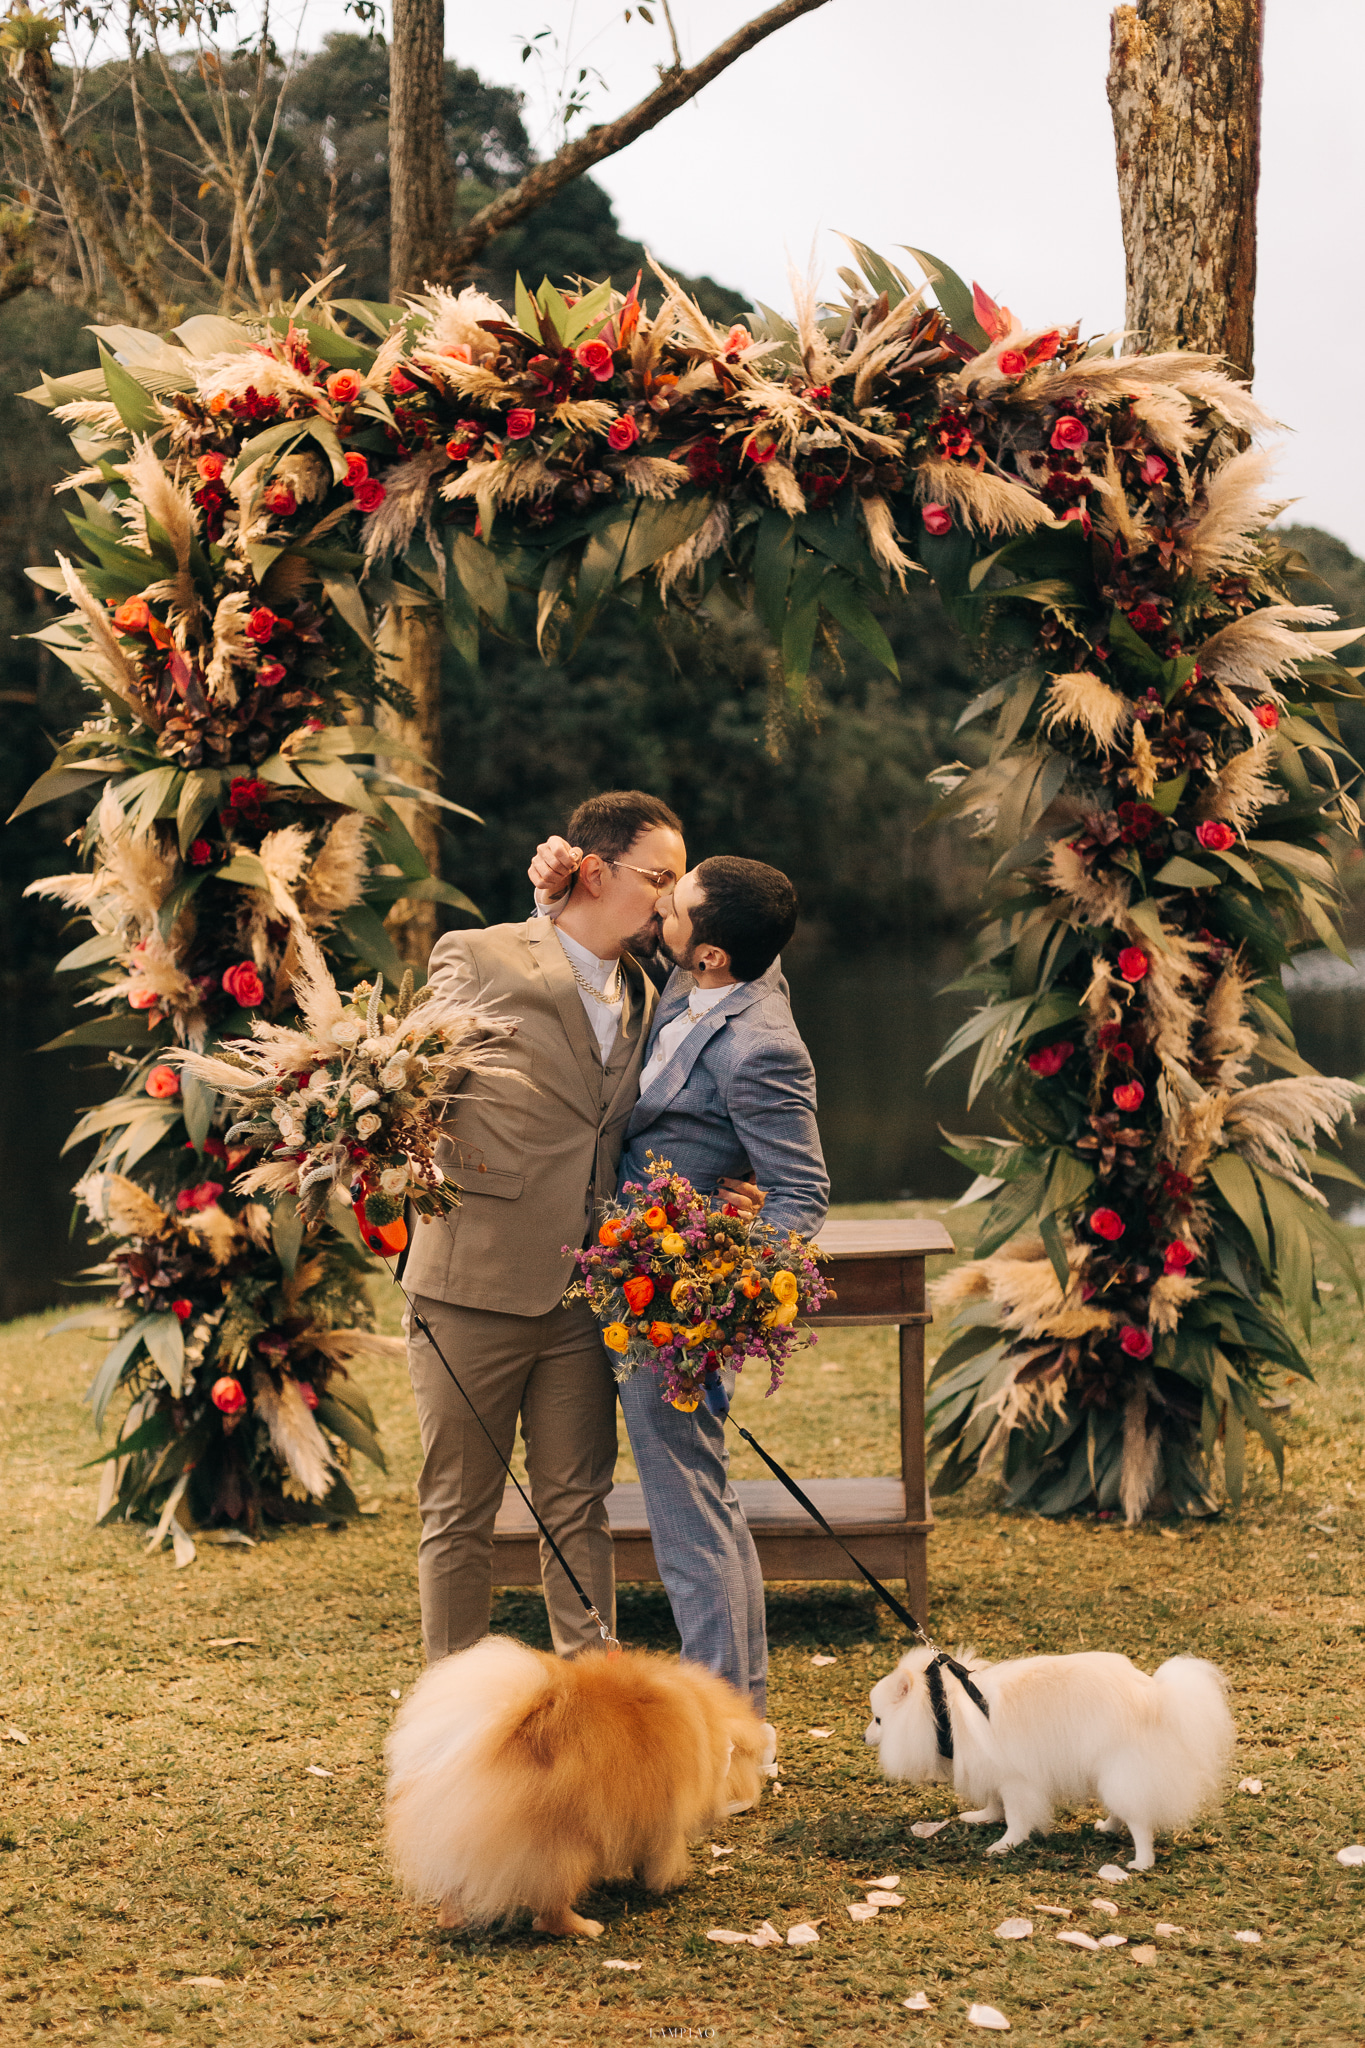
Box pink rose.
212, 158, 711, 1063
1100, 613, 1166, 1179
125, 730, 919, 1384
343, 452, 369, 485
196, 452, 225, 482
1112, 1081, 1145, 1111
255, 660, 287, 688
506, 408, 537, 440
1195, 821, 1236, 852
1119, 1326, 1153, 1359
222, 960, 265, 1007
576, 339, 615, 382
607, 413, 639, 452
1255, 703, 1280, 731
921, 503, 953, 536
211, 1377, 246, 1415
1050, 414, 1089, 451
145, 1065, 180, 1099
1141, 452, 1168, 484
327, 370, 361, 404
389, 369, 417, 396
176, 1181, 223, 1213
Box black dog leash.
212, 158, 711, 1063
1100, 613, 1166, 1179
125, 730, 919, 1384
402, 1290, 620, 1654
708, 1382, 990, 1758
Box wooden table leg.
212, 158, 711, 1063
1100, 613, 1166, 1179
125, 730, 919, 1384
900, 1320, 929, 1620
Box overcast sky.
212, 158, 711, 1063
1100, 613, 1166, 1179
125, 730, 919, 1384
147, 0, 1365, 551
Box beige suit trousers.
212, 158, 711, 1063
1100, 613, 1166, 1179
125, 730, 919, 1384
406, 1292, 617, 1663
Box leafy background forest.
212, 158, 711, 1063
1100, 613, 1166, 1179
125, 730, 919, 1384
1, 32, 1363, 1312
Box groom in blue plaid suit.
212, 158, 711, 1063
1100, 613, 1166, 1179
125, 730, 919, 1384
532, 832, 828, 1719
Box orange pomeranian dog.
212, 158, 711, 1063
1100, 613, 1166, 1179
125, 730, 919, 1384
385, 1636, 774, 1938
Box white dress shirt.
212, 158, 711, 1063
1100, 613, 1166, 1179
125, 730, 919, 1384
552, 924, 623, 1065
637, 979, 733, 1094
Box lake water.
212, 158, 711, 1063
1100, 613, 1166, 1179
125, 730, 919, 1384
5, 937, 1364, 1320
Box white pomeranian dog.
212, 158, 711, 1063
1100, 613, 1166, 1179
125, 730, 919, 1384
866, 1645, 1233, 1869
386, 1636, 774, 1938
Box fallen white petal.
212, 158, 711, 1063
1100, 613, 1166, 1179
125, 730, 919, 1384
304, 1765, 333, 1779
201, 1529, 255, 1548
1096, 1864, 1130, 1884
903, 1991, 932, 2012
182, 1977, 225, 1988
847, 1901, 879, 1922
860, 1873, 901, 1889
1336, 1844, 1365, 1867
1099, 1933, 1128, 1947
811, 1654, 837, 1666
994, 1918, 1033, 1940
1034, 1904, 1072, 1919
389, 1689, 401, 1700
1237, 1777, 1263, 1795
711, 1844, 734, 1859
602, 1959, 641, 1970
1090, 1898, 1119, 1917
786, 1922, 822, 1945
866, 1891, 905, 1908
3, 1727, 30, 1746
750, 1922, 783, 1948
967, 2004, 1010, 2032
1130, 1944, 1157, 1965
911, 1818, 950, 1838
1154, 1923, 1185, 1937
706, 1929, 750, 1945
205, 1637, 256, 1648
1057, 1930, 1101, 1951
1233, 1930, 1261, 1944
808, 1728, 832, 1739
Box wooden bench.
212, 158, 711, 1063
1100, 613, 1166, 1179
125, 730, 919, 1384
492, 1217, 955, 1617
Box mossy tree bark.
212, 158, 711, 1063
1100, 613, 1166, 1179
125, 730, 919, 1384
1107, 0, 1263, 378
377, 606, 444, 967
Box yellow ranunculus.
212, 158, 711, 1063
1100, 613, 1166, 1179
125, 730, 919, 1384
770, 1269, 799, 1306
661, 1231, 687, 1258
602, 1322, 630, 1353
682, 1322, 710, 1349
670, 1278, 693, 1308
670, 1392, 701, 1412
763, 1301, 798, 1329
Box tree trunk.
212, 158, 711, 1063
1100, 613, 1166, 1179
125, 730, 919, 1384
1107, 0, 1263, 378
377, 605, 444, 969
388, 0, 451, 298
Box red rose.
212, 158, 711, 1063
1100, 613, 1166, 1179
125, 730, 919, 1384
1059, 506, 1092, 536
921, 503, 953, 536
350, 477, 385, 512
576, 339, 615, 382
1196, 821, 1236, 852
298, 1381, 320, 1410
262, 480, 297, 517
1112, 1081, 1145, 1110
1119, 1326, 1154, 1359
112, 597, 151, 633
744, 435, 778, 465
171, 1298, 193, 1322
211, 1377, 247, 1415
246, 606, 278, 645
445, 422, 481, 460
343, 452, 369, 485
389, 368, 417, 396
1050, 415, 1089, 451
327, 370, 361, 404
222, 960, 264, 1007
1127, 601, 1164, 633
607, 413, 639, 452
1163, 1240, 1196, 1274
1141, 452, 1168, 484
1117, 947, 1149, 982
145, 1065, 180, 1099
506, 408, 537, 440
997, 349, 1028, 377
1255, 703, 1280, 730
196, 452, 225, 482
189, 838, 213, 866
176, 1180, 223, 1213
1027, 1040, 1073, 1078
255, 659, 287, 688
1090, 1208, 1125, 1242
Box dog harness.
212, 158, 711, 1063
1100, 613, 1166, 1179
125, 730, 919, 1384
925, 1652, 991, 1761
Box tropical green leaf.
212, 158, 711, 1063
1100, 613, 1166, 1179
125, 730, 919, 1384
319, 569, 374, 651
86, 1315, 158, 1429
1150, 771, 1189, 817
900, 246, 988, 348
181, 1071, 215, 1152
97, 345, 161, 435
8, 762, 115, 821
315, 1392, 387, 1471
928, 996, 1031, 1078
272, 1192, 303, 1278
1253, 1169, 1316, 1334
298, 758, 379, 815
213, 853, 271, 889
1153, 856, 1221, 889
1207, 1151, 1271, 1269
449, 531, 510, 625
817, 572, 898, 677
55, 933, 124, 975
619, 493, 712, 584
142, 1310, 185, 1397
337, 905, 408, 987
975, 1170, 1048, 1258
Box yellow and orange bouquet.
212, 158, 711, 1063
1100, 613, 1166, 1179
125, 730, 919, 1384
569, 1156, 831, 1412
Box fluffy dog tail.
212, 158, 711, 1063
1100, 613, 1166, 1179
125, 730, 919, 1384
1149, 1656, 1235, 1821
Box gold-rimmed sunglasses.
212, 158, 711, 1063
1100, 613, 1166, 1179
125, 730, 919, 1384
605, 858, 678, 892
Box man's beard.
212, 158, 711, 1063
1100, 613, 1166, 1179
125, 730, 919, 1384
629, 913, 666, 958
656, 930, 695, 972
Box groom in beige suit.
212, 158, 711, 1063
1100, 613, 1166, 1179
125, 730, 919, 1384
404, 791, 758, 1664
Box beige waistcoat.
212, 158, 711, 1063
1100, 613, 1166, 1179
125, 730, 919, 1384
401, 917, 657, 1316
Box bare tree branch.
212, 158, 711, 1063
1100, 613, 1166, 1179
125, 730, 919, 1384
442, 0, 833, 279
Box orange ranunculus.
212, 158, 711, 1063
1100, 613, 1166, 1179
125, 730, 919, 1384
770, 1269, 799, 1306
647, 1321, 674, 1347
642, 1206, 668, 1231
622, 1275, 655, 1315
739, 1274, 764, 1298
598, 1219, 624, 1246
602, 1323, 630, 1353
113, 597, 152, 633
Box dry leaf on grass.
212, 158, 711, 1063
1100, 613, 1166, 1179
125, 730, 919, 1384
1336, 1845, 1365, 1867
711, 1844, 734, 1859
811, 1653, 837, 1665
911, 1818, 949, 1838
1096, 1864, 1130, 1883
847, 1901, 879, 1922
903, 1991, 931, 2012
706, 1929, 751, 1945
602, 1959, 641, 1970
1154, 1923, 1184, 1936
182, 1977, 226, 1988
1238, 1777, 1263, 1795
994, 1918, 1033, 1939
786, 1921, 822, 1945
205, 1637, 256, 1648
866, 1891, 904, 1907
1058, 1930, 1101, 1951
3, 1727, 30, 1745
1234, 1930, 1262, 1944
304, 1765, 333, 1779
1130, 1944, 1158, 1965
1090, 1898, 1119, 1917
968, 2004, 1010, 2031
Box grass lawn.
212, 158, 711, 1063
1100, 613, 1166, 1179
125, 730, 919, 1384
2, 1200, 1363, 2047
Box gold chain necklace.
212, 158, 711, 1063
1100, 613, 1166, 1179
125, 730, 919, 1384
556, 930, 622, 1008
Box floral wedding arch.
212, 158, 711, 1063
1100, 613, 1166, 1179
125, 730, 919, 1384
18, 240, 1364, 1542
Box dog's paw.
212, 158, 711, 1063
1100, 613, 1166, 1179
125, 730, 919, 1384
959, 1807, 1004, 1825
1126, 1857, 1154, 1873
1095, 1816, 1121, 1835
985, 1836, 1016, 1857
532, 1909, 604, 1939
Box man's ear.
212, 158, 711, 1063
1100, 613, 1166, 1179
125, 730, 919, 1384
575, 854, 606, 899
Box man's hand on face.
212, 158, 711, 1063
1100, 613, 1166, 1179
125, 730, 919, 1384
719, 1177, 766, 1220
529, 835, 582, 906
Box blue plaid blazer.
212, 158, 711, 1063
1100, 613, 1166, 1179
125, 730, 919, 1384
617, 960, 829, 1237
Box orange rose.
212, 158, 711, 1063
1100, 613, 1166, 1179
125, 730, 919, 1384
144, 1065, 180, 1099
113, 597, 152, 633
647, 1321, 674, 1347
642, 1206, 668, 1231
622, 1275, 655, 1315
327, 369, 361, 403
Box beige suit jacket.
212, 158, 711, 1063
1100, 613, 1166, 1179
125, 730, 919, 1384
402, 917, 657, 1316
